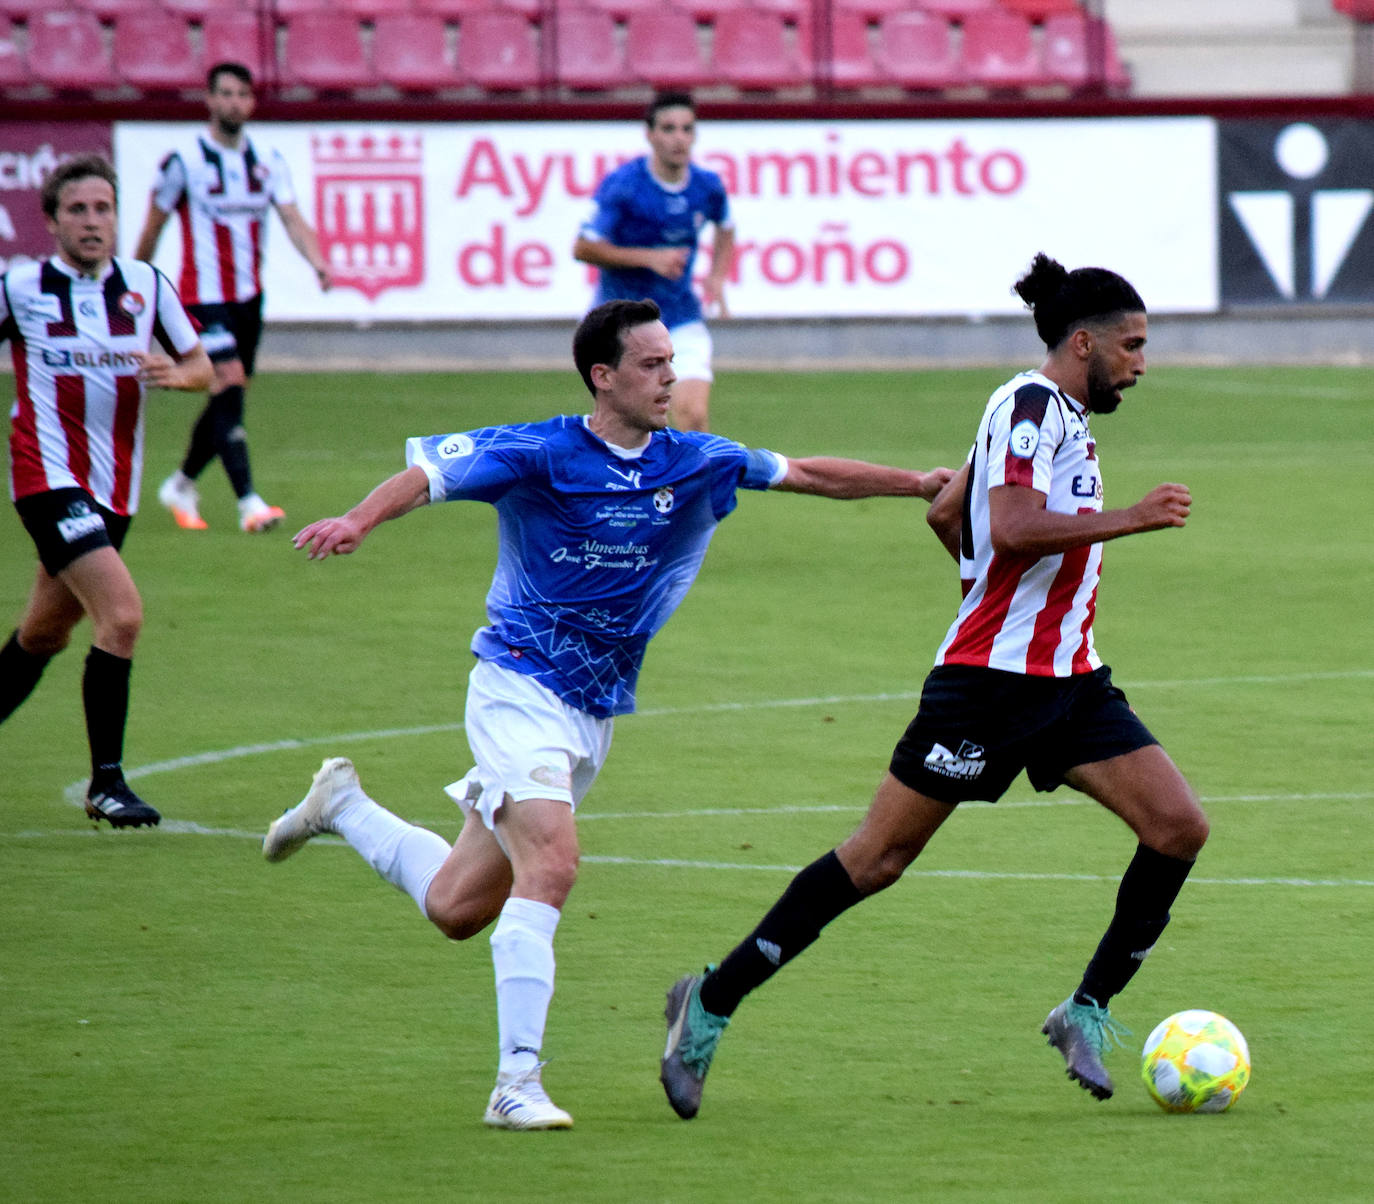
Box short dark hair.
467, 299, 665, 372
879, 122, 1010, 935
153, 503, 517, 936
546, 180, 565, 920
573, 299, 663, 397
646, 92, 695, 127
207, 61, 254, 91
41, 155, 117, 218
1014, 252, 1145, 350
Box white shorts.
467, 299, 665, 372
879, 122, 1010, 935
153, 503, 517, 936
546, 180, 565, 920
668, 319, 714, 382
444, 658, 614, 834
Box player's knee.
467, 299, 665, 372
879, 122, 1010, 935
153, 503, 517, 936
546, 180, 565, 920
17, 623, 72, 658
93, 600, 142, 656
1155, 805, 1209, 860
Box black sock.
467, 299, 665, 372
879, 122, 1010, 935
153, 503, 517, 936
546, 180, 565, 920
210, 385, 253, 498
1075, 843, 1195, 1007
0, 630, 55, 723
699, 849, 864, 1018
83, 646, 132, 789
181, 400, 218, 479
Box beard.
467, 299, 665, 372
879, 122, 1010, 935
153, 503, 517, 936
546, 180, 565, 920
1085, 361, 1129, 414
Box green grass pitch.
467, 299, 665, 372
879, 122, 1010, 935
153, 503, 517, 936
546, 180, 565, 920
2, 363, 1371, 1202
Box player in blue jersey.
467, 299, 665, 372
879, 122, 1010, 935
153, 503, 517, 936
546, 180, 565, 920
262, 299, 953, 1131
573, 92, 733, 433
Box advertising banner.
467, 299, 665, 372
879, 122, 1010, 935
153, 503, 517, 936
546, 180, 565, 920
1219, 119, 1374, 305
114, 118, 1218, 321
1, 123, 113, 275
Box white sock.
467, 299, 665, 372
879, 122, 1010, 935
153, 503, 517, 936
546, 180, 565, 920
490, 896, 561, 1079
331, 794, 451, 917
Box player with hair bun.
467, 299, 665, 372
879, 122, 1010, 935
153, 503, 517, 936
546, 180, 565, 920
660, 253, 1209, 1119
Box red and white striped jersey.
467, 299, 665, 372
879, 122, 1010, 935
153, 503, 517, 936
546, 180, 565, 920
150, 133, 296, 305
3, 255, 201, 515
935, 370, 1105, 677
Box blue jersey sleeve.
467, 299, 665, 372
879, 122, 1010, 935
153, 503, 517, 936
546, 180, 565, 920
675, 432, 786, 520
405, 425, 547, 504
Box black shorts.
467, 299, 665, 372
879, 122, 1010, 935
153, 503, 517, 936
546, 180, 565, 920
16, 487, 132, 576
888, 664, 1158, 804
188, 295, 264, 376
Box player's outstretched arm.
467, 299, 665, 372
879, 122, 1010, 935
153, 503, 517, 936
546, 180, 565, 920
775, 457, 955, 501
294, 466, 431, 560
926, 463, 968, 563
989, 481, 1191, 559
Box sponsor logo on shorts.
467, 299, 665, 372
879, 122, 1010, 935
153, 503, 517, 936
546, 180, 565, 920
530, 764, 572, 791
57, 500, 106, 544
924, 739, 986, 780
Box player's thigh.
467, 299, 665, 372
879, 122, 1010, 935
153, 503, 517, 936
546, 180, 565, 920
57, 546, 143, 652
493, 796, 581, 905
427, 810, 516, 938
16, 564, 86, 651
1065, 744, 1208, 859
837, 772, 957, 894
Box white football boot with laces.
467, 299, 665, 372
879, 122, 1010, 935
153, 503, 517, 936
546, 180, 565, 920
263, 757, 360, 862
483, 1063, 573, 1131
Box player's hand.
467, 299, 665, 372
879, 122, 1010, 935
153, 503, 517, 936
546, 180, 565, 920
701, 280, 730, 319
294, 517, 364, 559
917, 466, 957, 501
645, 247, 690, 280
133, 352, 180, 388
1131, 482, 1191, 531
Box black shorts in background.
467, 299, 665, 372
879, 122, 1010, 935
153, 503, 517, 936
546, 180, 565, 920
888, 664, 1158, 805
188, 294, 265, 376
16, 487, 132, 577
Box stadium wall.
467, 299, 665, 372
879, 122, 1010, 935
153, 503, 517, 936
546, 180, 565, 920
7, 96, 1374, 368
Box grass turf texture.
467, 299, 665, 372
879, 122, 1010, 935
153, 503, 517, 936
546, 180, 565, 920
2, 365, 1371, 1202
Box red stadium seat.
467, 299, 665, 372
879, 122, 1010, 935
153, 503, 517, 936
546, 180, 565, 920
74, 0, 164, 18
711, 9, 808, 90
553, 7, 632, 90
1041, 11, 1129, 91
874, 9, 963, 89
160, 0, 217, 16
579, 0, 661, 18
0, 17, 29, 86
803, 10, 883, 89
412, 0, 491, 16
835, 0, 918, 20
750, 0, 808, 19
678, 0, 749, 20
114, 10, 203, 91
916, 0, 996, 18
0, 0, 60, 18
456, 9, 540, 90
999, 0, 1080, 19
624, 8, 713, 88
202, 11, 270, 78
27, 10, 117, 90
373, 13, 462, 90
283, 13, 375, 90
960, 8, 1044, 88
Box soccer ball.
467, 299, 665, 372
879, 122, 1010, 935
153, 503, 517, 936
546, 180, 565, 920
1140, 1010, 1251, 1113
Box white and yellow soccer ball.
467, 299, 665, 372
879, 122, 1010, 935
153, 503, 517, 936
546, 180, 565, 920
1140, 1009, 1251, 1113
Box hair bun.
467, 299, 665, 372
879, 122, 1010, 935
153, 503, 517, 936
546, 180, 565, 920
1013, 253, 1068, 308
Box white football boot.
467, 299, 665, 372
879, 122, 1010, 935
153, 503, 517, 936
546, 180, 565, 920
263, 757, 360, 862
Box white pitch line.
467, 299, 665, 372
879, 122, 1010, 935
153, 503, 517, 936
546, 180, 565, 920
56, 665, 1374, 806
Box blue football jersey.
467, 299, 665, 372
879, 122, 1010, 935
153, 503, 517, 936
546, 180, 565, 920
406, 416, 784, 718
580, 157, 731, 330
